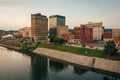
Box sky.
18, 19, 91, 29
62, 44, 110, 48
0, 0, 120, 30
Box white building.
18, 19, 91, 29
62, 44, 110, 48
2, 34, 13, 39
85, 22, 104, 40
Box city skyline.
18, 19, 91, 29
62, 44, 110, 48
0, 0, 120, 30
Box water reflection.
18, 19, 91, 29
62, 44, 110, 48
0, 46, 120, 80
49, 59, 68, 73
103, 76, 118, 80
31, 55, 48, 80
74, 66, 87, 75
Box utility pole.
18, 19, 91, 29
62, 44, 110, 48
82, 25, 85, 48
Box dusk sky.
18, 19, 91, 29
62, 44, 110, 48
0, 0, 120, 30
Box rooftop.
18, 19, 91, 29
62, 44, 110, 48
31, 13, 47, 18
49, 15, 65, 18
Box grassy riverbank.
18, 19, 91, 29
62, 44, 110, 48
1, 39, 119, 60
21, 42, 120, 60
39, 43, 120, 60
2, 40, 117, 60
39, 43, 104, 57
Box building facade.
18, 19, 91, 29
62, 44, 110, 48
74, 25, 93, 44
103, 29, 112, 41
112, 29, 120, 48
112, 29, 120, 40
68, 33, 74, 44
85, 22, 103, 41
19, 27, 31, 38
49, 15, 66, 37
61, 32, 74, 44
31, 13, 48, 42
49, 15, 65, 28
57, 26, 68, 38
74, 27, 81, 44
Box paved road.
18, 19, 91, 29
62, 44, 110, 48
66, 44, 104, 50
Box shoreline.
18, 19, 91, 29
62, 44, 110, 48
33, 47, 120, 74
0, 44, 22, 50
0, 44, 120, 74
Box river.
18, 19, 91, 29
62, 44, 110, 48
0, 46, 120, 80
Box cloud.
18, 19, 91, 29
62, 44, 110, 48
0, 0, 120, 30
0, 0, 27, 7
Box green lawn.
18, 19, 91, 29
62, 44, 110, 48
38, 43, 104, 58
21, 42, 120, 61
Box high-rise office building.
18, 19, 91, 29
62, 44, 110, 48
49, 15, 66, 37
49, 15, 65, 28
31, 13, 48, 42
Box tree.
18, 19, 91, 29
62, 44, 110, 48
104, 40, 118, 56
54, 37, 59, 44
49, 36, 65, 45
58, 38, 65, 44
49, 36, 55, 43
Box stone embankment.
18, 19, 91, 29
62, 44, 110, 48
34, 48, 120, 74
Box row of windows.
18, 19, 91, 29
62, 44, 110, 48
37, 36, 47, 40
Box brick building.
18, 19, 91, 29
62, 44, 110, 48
112, 29, 120, 48
62, 32, 74, 44
103, 29, 112, 41
74, 25, 93, 44
74, 27, 81, 44
112, 29, 120, 40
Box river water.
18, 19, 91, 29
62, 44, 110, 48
0, 46, 120, 80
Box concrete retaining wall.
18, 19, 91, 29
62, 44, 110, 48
33, 48, 120, 74
94, 58, 120, 73
33, 48, 94, 67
